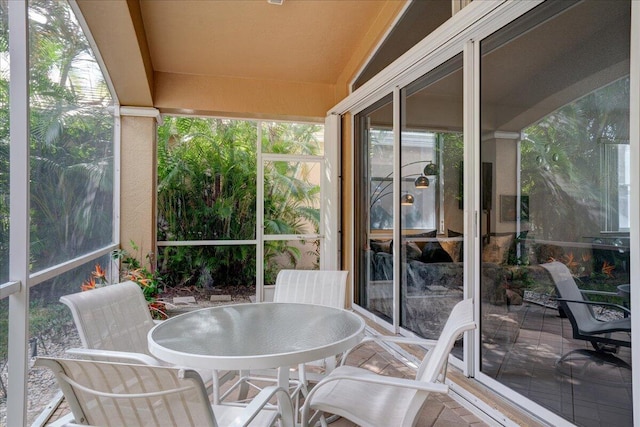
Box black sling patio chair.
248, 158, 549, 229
541, 261, 631, 353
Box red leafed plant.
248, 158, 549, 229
81, 242, 167, 319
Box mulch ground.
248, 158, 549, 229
157, 284, 255, 305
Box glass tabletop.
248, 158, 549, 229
148, 302, 365, 370
617, 284, 630, 297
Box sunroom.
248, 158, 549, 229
1, 1, 639, 426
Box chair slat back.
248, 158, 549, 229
60, 281, 155, 355
416, 298, 475, 383
273, 270, 348, 309
542, 261, 596, 323
35, 357, 217, 427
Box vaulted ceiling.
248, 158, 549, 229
76, 0, 411, 119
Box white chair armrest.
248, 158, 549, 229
65, 348, 161, 366
314, 369, 449, 394
230, 386, 293, 427
301, 369, 448, 426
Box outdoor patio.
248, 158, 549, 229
38, 307, 489, 427
32, 292, 634, 427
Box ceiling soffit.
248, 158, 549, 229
139, 0, 392, 85
76, 0, 154, 107
77, 0, 426, 117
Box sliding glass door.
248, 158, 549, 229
348, 0, 637, 425
479, 1, 632, 424
355, 53, 465, 351
355, 95, 394, 324
399, 55, 464, 349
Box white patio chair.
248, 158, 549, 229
301, 298, 476, 427
274, 269, 348, 378
272, 269, 347, 309
59, 281, 234, 403
232, 270, 348, 406
35, 357, 294, 427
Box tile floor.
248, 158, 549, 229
482, 301, 632, 427
44, 338, 489, 427
45, 301, 633, 426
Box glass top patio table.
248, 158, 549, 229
617, 284, 630, 298
148, 302, 365, 372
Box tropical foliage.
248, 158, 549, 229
27, 1, 114, 273
521, 77, 629, 242
0, 0, 115, 386
157, 117, 322, 289
520, 77, 630, 287
0, 0, 114, 282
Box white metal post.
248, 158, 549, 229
112, 109, 122, 280
392, 87, 401, 332
256, 122, 264, 302
7, 1, 30, 426
322, 114, 341, 270
629, 1, 640, 425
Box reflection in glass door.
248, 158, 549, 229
354, 54, 465, 342
355, 95, 394, 323
400, 55, 464, 352
479, 1, 632, 425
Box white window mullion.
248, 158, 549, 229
7, 1, 30, 426
262, 153, 321, 163
257, 122, 265, 302
263, 234, 321, 241
392, 87, 401, 332
113, 111, 121, 249
629, 0, 640, 418
464, 38, 479, 380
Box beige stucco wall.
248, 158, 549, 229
120, 115, 157, 268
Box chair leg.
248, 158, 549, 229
324, 357, 336, 374
236, 369, 251, 401
591, 339, 619, 354
211, 371, 221, 404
